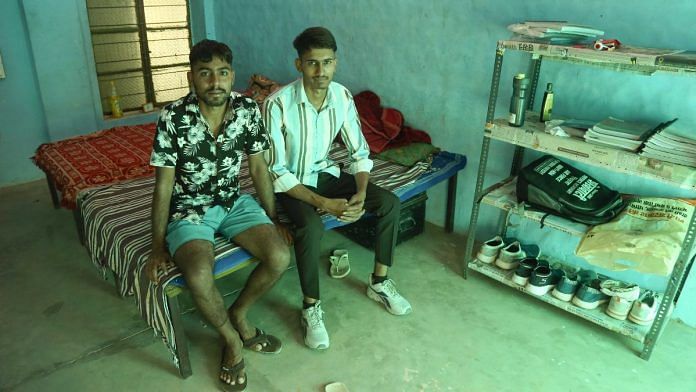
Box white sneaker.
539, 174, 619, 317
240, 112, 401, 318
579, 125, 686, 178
476, 235, 505, 264
628, 291, 660, 326
495, 241, 525, 270
366, 274, 412, 315
301, 301, 329, 350
600, 280, 640, 300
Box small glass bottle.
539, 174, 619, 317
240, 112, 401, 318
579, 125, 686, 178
109, 81, 123, 118
508, 73, 529, 127
539, 83, 554, 122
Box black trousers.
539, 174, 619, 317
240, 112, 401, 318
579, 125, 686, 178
277, 171, 400, 299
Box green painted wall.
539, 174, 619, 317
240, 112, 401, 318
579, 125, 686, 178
214, 0, 696, 325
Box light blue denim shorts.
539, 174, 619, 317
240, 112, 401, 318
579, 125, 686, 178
166, 194, 272, 256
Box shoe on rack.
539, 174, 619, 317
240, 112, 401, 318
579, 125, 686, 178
551, 266, 581, 302
600, 280, 640, 301
476, 236, 505, 264
301, 301, 330, 350
628, 291, 661, 325
366, 274, 412, 315
600, 280, 641, 320
571, 278, 609, 310
512, 257, 544, 286
495, 241, 526, 270
526, 263, 561, 296
606, 295, 635, 320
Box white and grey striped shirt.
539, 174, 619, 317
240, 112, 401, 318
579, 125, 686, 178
263, 78, 373, 193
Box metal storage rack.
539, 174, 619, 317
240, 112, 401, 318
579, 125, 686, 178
463, 39, 696, 360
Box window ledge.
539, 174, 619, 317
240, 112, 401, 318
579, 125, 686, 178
101, 109, 160, 127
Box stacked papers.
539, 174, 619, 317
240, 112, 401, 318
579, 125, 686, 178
641, 124, 696, 167
508, 21, 604, 44
584, 117, 654, 152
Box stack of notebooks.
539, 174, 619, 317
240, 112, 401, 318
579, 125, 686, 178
640, 123, 696, 168
584, 117, 654, 152
508, 21, 604, 44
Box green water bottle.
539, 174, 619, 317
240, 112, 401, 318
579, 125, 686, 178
508, 73, 529, 127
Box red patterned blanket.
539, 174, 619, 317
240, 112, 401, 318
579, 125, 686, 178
32, 123, 156, 209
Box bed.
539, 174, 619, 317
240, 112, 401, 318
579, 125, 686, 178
77, 143, 466, 377
31, 74, 280, 214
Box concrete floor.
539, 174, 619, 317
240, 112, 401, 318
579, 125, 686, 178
1, 179, 696, 392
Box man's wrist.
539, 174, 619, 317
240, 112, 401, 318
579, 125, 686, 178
151, 239, 166, 250
312, 195, 328, 211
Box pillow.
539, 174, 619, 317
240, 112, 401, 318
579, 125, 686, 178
242, 74, 282, 106
372, 142, 440, 167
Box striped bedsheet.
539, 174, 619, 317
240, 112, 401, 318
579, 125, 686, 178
79, 143, 432, 365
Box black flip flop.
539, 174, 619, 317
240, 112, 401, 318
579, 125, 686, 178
242, 328, 282, 354
220, 357, 247, 391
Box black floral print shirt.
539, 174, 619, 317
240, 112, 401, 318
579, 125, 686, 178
150, 92, 270, 223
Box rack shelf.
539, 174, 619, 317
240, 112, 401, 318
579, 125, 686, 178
481, 177, 588, 236
486, 116, 696, 191
463, 37, 696, 361
499, 39, 696, 75
468, 259, 650, 342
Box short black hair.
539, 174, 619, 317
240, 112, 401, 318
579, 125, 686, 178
293, 27, 337, 57
189, 39, 233, 66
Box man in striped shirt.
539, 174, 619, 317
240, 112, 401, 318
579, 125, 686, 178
264, 27, 412, 351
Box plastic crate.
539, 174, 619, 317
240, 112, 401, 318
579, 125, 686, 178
337, 192, 427, 249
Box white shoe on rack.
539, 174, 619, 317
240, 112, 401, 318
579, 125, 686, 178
476, 235, 505, 264
628, 291, 660, 325
495, 241, 525, 270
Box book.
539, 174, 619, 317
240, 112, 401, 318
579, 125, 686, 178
645, 134, 696, 153
585, 129, 643, 146
640, 121, 696, 167
644, 139, 696, 156
584, 132, 642, 151
507, 21, 603, 44
514, 21, 604, 36
591, 117, 655, 140
657, 127, 696, 146
640, 148, 696, 167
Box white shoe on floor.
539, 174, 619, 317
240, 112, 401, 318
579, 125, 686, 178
301, 301, 329, 350
366, 274, 412, 315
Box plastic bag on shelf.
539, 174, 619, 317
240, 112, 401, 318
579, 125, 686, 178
544, 119, 594, 138
576, 197, 695, 276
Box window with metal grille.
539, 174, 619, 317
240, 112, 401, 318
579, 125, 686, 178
86, 0, 191, 116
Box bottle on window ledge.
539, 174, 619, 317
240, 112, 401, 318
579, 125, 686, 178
109, 81, 123, 118
539, 82, 554, 122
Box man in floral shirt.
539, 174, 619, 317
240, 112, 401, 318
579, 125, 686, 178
146, 39, 291, 391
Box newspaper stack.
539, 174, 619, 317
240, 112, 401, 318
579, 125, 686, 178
584, 117, 654, 152
508, 21, 604, 44
640, 123, 696, 168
